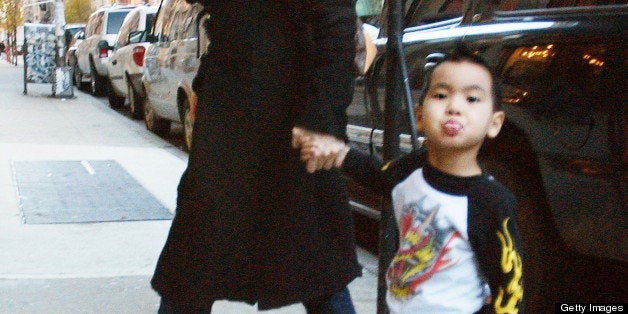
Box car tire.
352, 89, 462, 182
108, 89, 125, 108
75, 66, 89, 91
180, 97, 193, 152
89, 59, 108, 96
144, 98, 171, 136
70, 61, 77, 86
128, 80, 144, 120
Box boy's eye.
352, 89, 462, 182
434, 93, 447, 99
467, 96, 480, 103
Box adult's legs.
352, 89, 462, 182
158, 298, 214, 314
303, 287, 356, 314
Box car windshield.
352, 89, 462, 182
107, 11, 131, 34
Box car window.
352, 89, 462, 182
157, 5, 176, 42
145, 13, 157, 31
500, 45, 554, 105
86, 12, 104, 37
171, 11, 184, 40
107, 11, 131, 34
65, 27, 84, 37
180, 11, 199, 39
500, 43, 616, 152
500, 44, 607, 109
115, 10, 140, 48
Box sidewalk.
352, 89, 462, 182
0, 59, 378, 313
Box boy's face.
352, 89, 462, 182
417, 60, 504, 152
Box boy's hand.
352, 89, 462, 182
292, 127, 350, 173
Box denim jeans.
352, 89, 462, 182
303, 287, 356, 314
158, 287, 356, 314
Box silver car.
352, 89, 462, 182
142, 0, 208, 151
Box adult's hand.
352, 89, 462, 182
292, 127, 349, 173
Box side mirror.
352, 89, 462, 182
97, 40, 112, 51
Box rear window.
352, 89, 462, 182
107, 11, 131, 34
65, 27, 84, 36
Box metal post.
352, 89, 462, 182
377, 0, 405, 313
52, 0, 73, 97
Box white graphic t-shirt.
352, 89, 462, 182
386, 168, 490, 314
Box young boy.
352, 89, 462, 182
296, 46, 524, 313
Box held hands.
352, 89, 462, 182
292, 127, 350, 174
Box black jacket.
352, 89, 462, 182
151, 0, 361, 310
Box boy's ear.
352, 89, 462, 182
487, 110, 505, 139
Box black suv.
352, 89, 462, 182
347, 3, 626, 311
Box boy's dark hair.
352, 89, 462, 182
418, 44, 503, 111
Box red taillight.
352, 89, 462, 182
99, 47, 108, 58
132, 46, 145, 66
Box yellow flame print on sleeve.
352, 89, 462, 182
494, 217, 524, 314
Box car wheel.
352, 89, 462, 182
180, 97, 193, 152
144, 99, 171, 136
70, 61, 77, 86
128, 81, 144, 120
108, 89, 125, 108
75, 66, 88, 90
90, 71, 106, 96
89, 59, 108, 96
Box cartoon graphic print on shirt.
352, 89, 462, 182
495, 217, 524, 313
387, 195, 462, 300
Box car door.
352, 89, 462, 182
157, 7, 194, 121
144, 0, 202, 122
164, 4, 204, 121
143, 0, 179, 117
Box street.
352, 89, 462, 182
0, 59, 378, 313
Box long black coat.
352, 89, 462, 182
151, 0, 361, 309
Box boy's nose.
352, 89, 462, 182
446, 95, 464, 115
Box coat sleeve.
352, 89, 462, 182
474, 190, 525, 314
342, 147, 429, 196
295, 0, 356, 140
491, 206, 525, 313
342, 148, 389, 195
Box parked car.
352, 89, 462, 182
142, 0, 208, 150
66, 30, 84, 86
347, 3, 626, 311
63, 22, 85, 49
106, 5, 158, 117
75, 5, 137, 96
